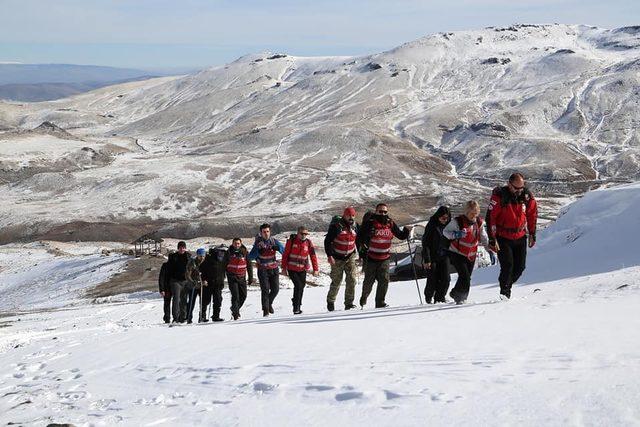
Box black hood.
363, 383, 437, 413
429, 206, 451, 223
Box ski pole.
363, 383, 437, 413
406, 238, 423, 305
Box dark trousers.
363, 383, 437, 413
497, 236, 528, 297
288, 270, 307, 310
186, 286, 198, 322
227, 274, 248, 316
258, 268, 280, 312
449, 252, 475, 302
424, 258, 451, 303
361, 258, 390, 307
200, 285, 212, 319
163, 293, 172, 323
170, 279, 188, 322
203, 280, 224, 318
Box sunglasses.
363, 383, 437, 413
510, 183, 525, 190
377, 210, 388, 214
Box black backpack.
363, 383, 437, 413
158, 262, 169, 293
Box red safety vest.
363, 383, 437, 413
450, 216, 483, 261
226, 252, 247, 276
367, 220, 394, 261
333, 226, 357, 257
255, 237, 278, 270
283, 237, 318, 272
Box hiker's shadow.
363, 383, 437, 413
233, 301, 499, 326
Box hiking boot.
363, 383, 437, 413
198, 317, 209, 323
263, 309, 269, 317
359, 296, 367, 308
293, 308, 302, 315
375, 303, 389, 309
269, 305, 274, 314
327, 301, 335, 312
344, 303, 357, 310
232, 313, 240, 321
211, 317, 224, 322
499, 293, 510, 301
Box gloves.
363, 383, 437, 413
272, 245, 280, 251
528, 233, 536, 248
452, 229, 467, 239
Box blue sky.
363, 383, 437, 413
1, 0, 638, 70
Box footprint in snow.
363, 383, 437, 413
305, 385, 335, 392
253, 382, 277, 392
384, 390, 403, 400
334, 391, 364, 401
90, 398, 119, 411
57, 390, 90, 404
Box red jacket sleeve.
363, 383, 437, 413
526, 194, 538, 236
281, 238, 292, 270
308, 240, 319, 272
487, 191, 502, 240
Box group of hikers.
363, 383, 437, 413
158, 172, 538, 325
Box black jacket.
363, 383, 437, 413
166, 251, 191, 281
199, 246, 228, 285
421, 206, 451, 264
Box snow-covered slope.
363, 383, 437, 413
1, 24, 639, 242
0, 183, 639, 426
0, 241, 128, 313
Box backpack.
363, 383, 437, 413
158, 261, 169, 292
328, 215, 342, 231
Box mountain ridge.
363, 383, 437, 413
0, 23, 638, 242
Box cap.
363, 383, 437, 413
343, 207, 356, 217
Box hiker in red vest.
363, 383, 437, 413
444, 200, 491, 304
358, 203, 412, 308
281, 226, 319, 314
224, 238, 254, 320
486, 172, 538, 299
248, 224, 285, 317
324, 207, 360, 312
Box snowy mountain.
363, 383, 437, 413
0, 180, 638, 426
1, 24, 639, 242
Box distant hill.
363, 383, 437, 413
0, 76, 158, 102
0, 64, 164, 101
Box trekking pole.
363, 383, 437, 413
199, 282, 203, 322
186, 287, 194, 322
406, 238, 423, 305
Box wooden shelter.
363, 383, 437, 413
132, 233, 164, 257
